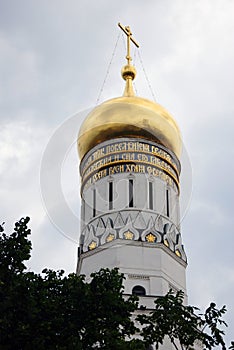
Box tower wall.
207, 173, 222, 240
77, 137, 187, 300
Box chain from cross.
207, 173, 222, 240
118, 22, 139, 65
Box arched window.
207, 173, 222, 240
148, 181, 153, 210
166, 188, 170, 217
93, 188, 96, 217
109, 181, 113, 210
132, 285, 146, 296
129, 178, 134, 207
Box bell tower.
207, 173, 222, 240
76, 23, 187, 310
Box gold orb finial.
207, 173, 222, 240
121, 64, 136, 81
121, 64, 137, 96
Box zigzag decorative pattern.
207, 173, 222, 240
80, 210, 187, 262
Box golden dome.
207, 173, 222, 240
78, 94, 182, 160
78, 24, 182, 160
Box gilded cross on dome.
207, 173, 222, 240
118, 22, 139, 65
118, 23, 139, 96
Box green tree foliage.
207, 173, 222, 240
137, 290, 229, 350
0, 218, 139, 349
0, 218, 233, 350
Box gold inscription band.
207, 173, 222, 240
82, 156, 179, 185
80, 140, 180, 193
81, 160, 179, 194
81, 141, 180, 176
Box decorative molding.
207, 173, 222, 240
96, 217, 105, 236
119, 215, 139, 240
80, 210, 187, 262
133, 212, 147, 230
83, 225, 99, 252
128, 274, 150, 280
100, 218, 117, 245
141, 217, 162, 243
114, 212, 125, 228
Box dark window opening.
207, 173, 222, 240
109, 181, 113, 210
149, 181, 153, 210
129, 179, 134, 207
132, 285, 146, 296
82, 198, 85, 221
93, 188, 96, 217
166, 189, 170, 217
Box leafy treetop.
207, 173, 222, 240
0, 218, 233, 350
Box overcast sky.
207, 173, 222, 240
0, 0, 233, 344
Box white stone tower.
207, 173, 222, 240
76, 24, 187, 311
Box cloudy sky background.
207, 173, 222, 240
0, 0, 233, 344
